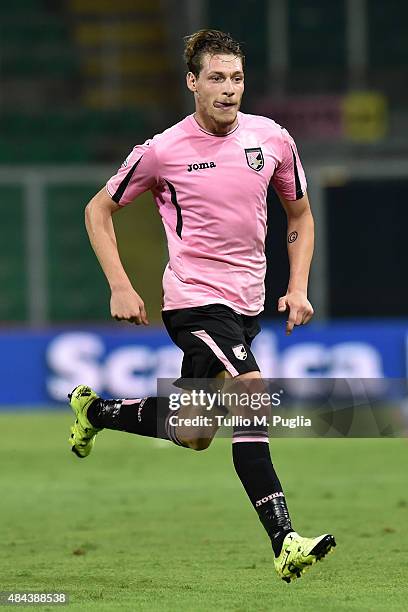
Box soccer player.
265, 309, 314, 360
69, 29, 335, 582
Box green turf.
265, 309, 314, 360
0, 411, 407, 611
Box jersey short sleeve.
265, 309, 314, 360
106, 140, 159, 205
270, 128, 307, 201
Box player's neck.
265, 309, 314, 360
193, 111, 238, 136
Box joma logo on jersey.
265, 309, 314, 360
187, 161, 216, 172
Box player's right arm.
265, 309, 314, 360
85, 140, 159, 324
85, 187, 149, 325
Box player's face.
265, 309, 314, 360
187, 53, 244, 134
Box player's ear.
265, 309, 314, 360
186, 71, 197, 93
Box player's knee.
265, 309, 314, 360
183, 437, 213, 451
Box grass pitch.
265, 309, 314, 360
0, 411, 407, 611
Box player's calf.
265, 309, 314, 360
172, 399, 222, 450
178, 436, 213, 451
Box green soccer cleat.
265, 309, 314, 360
68, 385, 102, 458
274, 531, 336, 583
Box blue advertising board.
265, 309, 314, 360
0, 321, 406, 406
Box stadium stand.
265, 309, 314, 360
0, 187, 27, 321
0, 0, 172, 164
69, 0, 174, 109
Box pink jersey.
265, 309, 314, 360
106, 112, 307, 315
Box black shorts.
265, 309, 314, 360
162, 303, 261, 388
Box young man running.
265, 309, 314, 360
69, 29, 335, 582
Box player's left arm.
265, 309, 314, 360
277, 192, 315, 335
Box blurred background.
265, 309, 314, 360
1, 0, 407, 405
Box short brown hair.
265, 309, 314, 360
183, 29, 245, 77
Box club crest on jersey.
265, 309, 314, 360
232, 344, 247, 361
245, 147, 264, 172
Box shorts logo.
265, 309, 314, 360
245, 147, 264, 172
232, 344, 247, 360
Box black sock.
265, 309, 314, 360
232, 440, 294, 556
87, 396, 187, 447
